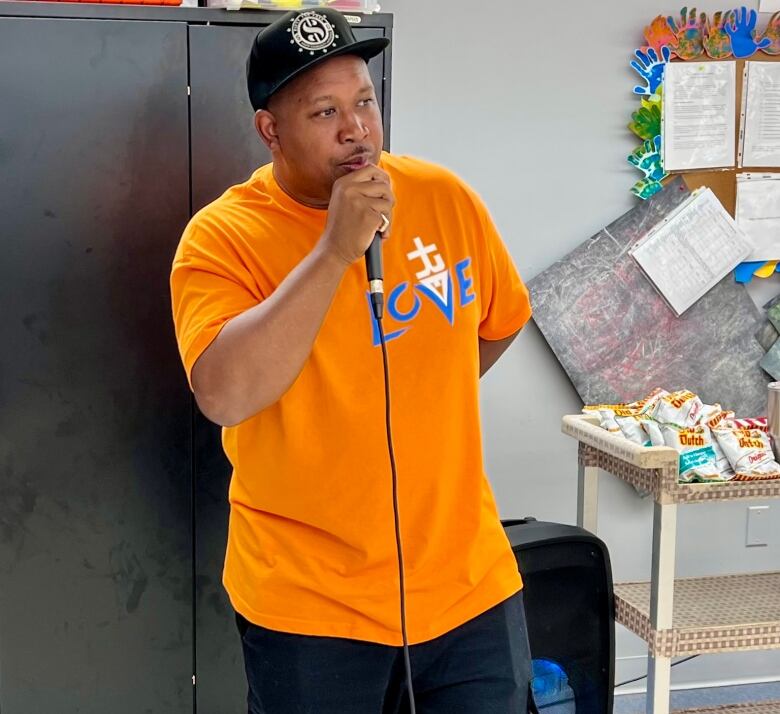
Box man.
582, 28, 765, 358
171, 8, 534, 713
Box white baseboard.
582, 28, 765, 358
614, 652, 780, 696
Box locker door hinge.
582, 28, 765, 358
187, 85, 191, 96
192, 674, 196, 686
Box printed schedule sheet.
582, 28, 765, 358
630, 188, 753, 315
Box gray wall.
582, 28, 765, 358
381, 0, 780, 692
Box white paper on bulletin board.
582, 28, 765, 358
759, 0, 780, 13
630, 187, 752, 315
740, 62, 780, 167
736, 173, 780, 260
663, 61, 736, 171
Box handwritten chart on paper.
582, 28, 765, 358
528, 178, 767, 416
630, 188, 752, 316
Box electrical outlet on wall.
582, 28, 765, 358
746, 506, 770, 547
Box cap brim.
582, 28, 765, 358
264, 37, 390, 108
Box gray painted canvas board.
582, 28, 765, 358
768, 303, 780, 334
761, 340, 780, 380
528, 177, 768, 416
756, 321, 779, 352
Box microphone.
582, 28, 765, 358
366, 231, 384, 321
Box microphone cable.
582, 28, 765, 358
374, 308, 417, 714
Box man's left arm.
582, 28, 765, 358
479, 330, 521, 378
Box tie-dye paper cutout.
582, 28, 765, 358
667, 7, 707, 59
629, 99, 662, 141
631, 178, 665, 200
644, 15, 679, 55
760, 11, 780, 55
628, 136, 666, 183
703, 10, 735, 58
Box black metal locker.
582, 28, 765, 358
0, 14, 192, 714
0, 4, 392, 711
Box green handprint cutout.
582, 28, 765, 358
667, 7, 707, 59
629, 100, 662, 141
760, 11, 780, 55
703, 10, 735, 58
632, 178, 664, 200
627, 135, 667, 183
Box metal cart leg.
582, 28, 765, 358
646, 501, 677, 714
577, 458, 599, 533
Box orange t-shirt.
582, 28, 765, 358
170, 153, 532, 646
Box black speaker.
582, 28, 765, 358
502, 518, 615, 714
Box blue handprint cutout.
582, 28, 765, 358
631, 46, 672, 100
628, 135, 667, 183
726, 6, 771, 58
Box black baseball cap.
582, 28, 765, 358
246, 8, 389, 111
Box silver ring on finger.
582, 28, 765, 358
379, 213, 390, 234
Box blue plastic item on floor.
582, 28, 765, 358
532, 658, 576, 712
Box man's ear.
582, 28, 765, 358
255, 110, 280, 151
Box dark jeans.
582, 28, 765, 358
235, 591, 533, 714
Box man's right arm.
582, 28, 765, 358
191, 241, 347, 426
190, 165, 393, 427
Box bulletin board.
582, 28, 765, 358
623, 8, 780, 379
628, 9, 780, 258
676, 53, 780, 217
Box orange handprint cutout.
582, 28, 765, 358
644, 15, 679, 55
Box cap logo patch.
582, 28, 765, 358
290, 12, 336, 53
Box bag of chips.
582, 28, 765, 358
583, 389, 668, 443
725, 417, 769, 432
581, 405, 622, 433
698, 403, 723, 426
652, 390, 703, 427
712, 427, 780, 481
642, 417, 665, 447
659, 424, 721, 483
708, 433, 735, 480
702, 409, 734, 430
613, 389, 670, 445
613, 408, 652, 445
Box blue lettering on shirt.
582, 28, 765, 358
367, 256, 476, 346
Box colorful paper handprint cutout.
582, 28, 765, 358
644, 15, 679, 55
760, 11, 780, 55
628, 136, 667, 183
726, 6, 771, 58
667, 7, 707, 59
629, 99, 662, 141
631, 46, 671, 101
703, 10, 735, 59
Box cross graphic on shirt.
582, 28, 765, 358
407, 237, 445, 280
